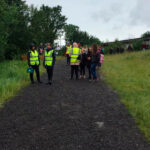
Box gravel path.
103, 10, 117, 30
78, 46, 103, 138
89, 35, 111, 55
0, 60, 149, 150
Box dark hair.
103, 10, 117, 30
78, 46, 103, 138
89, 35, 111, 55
92, 44, 98, 55
30, 43, 35, 50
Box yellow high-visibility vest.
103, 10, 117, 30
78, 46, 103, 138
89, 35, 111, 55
66, 45, 72, 54
70, 47, 80, 63
44, 50, 54, 66
29, 50, 39, 66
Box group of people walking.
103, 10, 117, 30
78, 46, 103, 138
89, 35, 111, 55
66, 42, 104, 81
27, 42, 104, 85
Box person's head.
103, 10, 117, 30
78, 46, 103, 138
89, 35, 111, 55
88, 47, 92, 52
98, 45, 101, 50
67, 42, 70, 46
40, 43, 43, 46
84, 45, 87, 49
81, 48, 85, 54
30, 43, 35, 50
73, 42, 78, 48
47, 43, 51, 49
92, 44, 98, 55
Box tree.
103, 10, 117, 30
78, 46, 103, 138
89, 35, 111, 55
29, 5, 67, 45
64, 24, 101, 46
0, 0, 19, 61
141, 31, 150, 38
64, 24, 79, 43
4, 0, 30, 59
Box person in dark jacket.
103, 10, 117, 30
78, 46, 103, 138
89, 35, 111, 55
91, 44, 100, 81
27, 43, 42, 84
43, 43, 56, 85
79, 48, 87, 79
86, 47, 92, 80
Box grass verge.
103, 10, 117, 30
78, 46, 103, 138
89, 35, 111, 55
0, 56, 64, 107
0, 60, 45, 107
101, 50, 150, 141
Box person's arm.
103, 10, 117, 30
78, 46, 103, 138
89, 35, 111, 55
38, 53, 40, 66
53, 51, 56, 66
27, 51, 31, 67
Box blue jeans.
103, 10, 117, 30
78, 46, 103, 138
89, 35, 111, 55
91, 63, 97, 79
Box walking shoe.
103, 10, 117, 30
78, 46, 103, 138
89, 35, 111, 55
31, 81, 35, 84
38, 81, 43, 84
46, 81, 52, 85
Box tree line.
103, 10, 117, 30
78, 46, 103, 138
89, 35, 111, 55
0, 0, 101, 62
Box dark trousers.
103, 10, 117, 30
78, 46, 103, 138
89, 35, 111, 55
80, 64, 85, 76
71, 65, 79, 79
66, 54, 70, 65
91, 63, 97, 79
87, 65, 91, 79
46, 67, 53, 81
30, 65, 40, 82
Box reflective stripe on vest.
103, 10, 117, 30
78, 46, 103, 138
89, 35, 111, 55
30, 50, 39, 66
70, 48, 80, 63
45, 50, 54, 66
66, 46, 72, 54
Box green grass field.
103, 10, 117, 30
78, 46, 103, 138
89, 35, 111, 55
102, 50, 150, 141
0, 60, 45, 107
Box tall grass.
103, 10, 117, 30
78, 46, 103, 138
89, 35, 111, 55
102, 50, 150, 141
0, 60, 45, 107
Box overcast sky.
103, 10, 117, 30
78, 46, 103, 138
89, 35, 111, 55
25, 0, 150, 42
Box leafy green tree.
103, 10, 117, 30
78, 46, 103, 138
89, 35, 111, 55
29, 5, 67, 45
141, 31, 150, 38
0, 0, 19, 61
65, 24, 101, 46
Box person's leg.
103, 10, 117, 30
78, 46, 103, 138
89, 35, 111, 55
71, 66, 74, 79
89, 65, 92, 79
80, 64, 84, 78
80, 65, 82, 76
83, 65, 85, 77
47, 67, 51, 81
75, 65, 79, 80
30, 71, 34, 83
68, 56, 70, 65
35, 65, 41, 82
90, 64, 94, 79
92, 63, 97, 80
30, 66, 35, 83
67, 55, 70, 65
49, 67, 53, 82
66, 55, 68, 65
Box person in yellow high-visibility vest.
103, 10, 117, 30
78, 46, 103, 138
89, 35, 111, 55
43, 43, 56, 85
69, 42, 81, 80
66, 42, 72, 65
27, 43, 42, 84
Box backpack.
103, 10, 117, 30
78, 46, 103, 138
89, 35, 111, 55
100, 54, 104, 64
